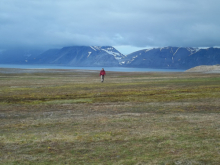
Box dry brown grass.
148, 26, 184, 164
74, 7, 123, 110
0, 68, 220, 164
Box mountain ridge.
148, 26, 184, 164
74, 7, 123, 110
121, 47, 220, 69
0, 46, 220, 69
32, 46, 125, 67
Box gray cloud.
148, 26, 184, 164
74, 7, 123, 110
1, 0, 220, 54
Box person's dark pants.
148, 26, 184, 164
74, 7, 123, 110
101, 75, 104, 82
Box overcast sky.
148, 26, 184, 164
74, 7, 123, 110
1, 0, 220, 54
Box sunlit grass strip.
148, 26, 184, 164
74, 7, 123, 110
1, 84, 220, 104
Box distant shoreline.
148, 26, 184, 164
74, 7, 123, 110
0, 64, 185, 73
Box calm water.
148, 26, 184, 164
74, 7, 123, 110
0, 64, 185, 72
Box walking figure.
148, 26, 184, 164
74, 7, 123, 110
100, 68, 106, 82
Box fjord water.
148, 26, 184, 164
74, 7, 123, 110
0, 64, 185, 72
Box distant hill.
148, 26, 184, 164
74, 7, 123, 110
185, 65, 220, 73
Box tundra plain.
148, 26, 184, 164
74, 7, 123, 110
0, 68, 220, 165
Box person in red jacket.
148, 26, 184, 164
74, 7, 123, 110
99, 68, 106, 82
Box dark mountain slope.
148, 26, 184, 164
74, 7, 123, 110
32, 46, 124, 67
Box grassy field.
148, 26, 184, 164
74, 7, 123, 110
0, 68, 220, 165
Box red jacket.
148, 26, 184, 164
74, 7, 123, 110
100, 70, 106, 76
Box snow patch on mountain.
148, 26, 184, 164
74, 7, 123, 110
173, 48, 180, 56
172, 47, 201, 56
90, 46, 97, 51
87, 52, 92, 58
125, 55, 139, 64
101, 47, 124, 60
145, 48, 153, 52
186, 47, 197, 55
160, 47, 169, 51
89, 46, 124, 60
